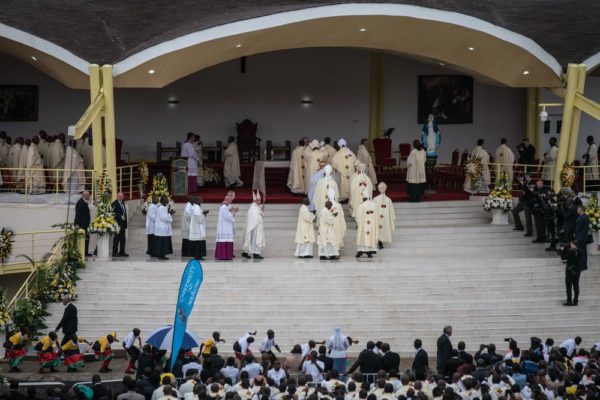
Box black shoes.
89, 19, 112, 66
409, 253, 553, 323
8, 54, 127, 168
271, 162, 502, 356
513, 228, 524, 231
377, 241, 384, 249
253, 254, 264, 259
524, 233, 533, 237
241, 252, 251, 259
320, 256, 327, 260
355, 251, 364, 258
119, 253, 129, 257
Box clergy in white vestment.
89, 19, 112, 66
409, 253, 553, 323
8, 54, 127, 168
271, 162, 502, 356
463, 139, 491, 194
327, 188, 346, 249
304, 140, 326, 192
26, 138, 46, 194
287, 139, 307, 194
153, 196, 174, 260
194, 134, 204, 187
584, 135, 599, 181
330, 139, 356, 201
48, 135, 66, 170
181, 133, 199, 192
294, 197, 316, 258
241, 191, 265, 259
37, 131, 49, 167
317, 201, 340, 260
373, 182, 395, 249
0, 131, 9, 167
145, 196, 159, 256
224, 136, 244, 188
7, 138, 22, 182
355, 188, 378, 258
307, 161, 326, 211
188, 197, 207, 260
356, 138, 377, 184
16, 139, 30, 183
494, 138, 515, 184
180, 200, 194, 257
312, 164, 339, 216
541, 137, 558, 182
322, 137, 337, 162
349, 162, 373, 218
406, 140, 426, 202
215, 191, 238, 260
62, 139, 86, 194
80, 135, 95, 170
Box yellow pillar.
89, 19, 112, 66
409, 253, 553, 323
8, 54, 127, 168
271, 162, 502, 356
566, 65, 587, 163
553, 64, 579, 192
368, 52, 384, 158
525, 88, 542, 159
89, 65, 103, 177
101, 65, 118, 199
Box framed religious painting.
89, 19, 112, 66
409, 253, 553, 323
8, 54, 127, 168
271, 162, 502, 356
0, 85, 39, 121
418, 75, 473, 124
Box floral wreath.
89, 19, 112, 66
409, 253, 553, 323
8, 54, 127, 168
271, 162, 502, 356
560, 162, 576, 188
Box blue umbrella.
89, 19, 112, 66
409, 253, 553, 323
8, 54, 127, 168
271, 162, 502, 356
145, 325, 202, 350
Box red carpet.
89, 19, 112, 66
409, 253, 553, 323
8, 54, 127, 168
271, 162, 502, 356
179, 184, 469, 204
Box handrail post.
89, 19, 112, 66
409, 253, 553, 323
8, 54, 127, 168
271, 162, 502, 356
31, 232, 35, 266
119, 167, 123, 193
129, 165, 133, 199
583, 167, 587, 196
55, 169, 60, 205
24, 169, 29, 204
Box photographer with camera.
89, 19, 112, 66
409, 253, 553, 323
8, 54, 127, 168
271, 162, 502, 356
544, 189, 559, 251
512, 174, 535, 236
561, 241, 582, 306
530, 180, 550, 243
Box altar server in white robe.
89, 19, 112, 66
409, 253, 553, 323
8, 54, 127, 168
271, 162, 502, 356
26, 137, 46, 194
349, 162, 373, 218
189, 197, 207, 260
215, 191, 238, 260
355, 188, 378, 258
16, 139, 30, 183
541, 137, 558, 183
181, 132, 199, 192
241, 191, 265, 259
356, 138, 377, 184
62, 139, 85, 194
145, 196, 159, 256
153, 196, 173, 260
304, 140, 326, 191
328, 188, 346, 249
330, 139, 356, 201
584, 135, 599, 181
317, 201, 340, 260
406, 140, 426, 202
287, 139, 307, 194
312, 164, 339, 216
294, 197, 316, 258
180, 199, 194, 257
373, 182, 395, 249
463, 139, 490, 194
224, 136, 244, 188
494, 138, 515, 184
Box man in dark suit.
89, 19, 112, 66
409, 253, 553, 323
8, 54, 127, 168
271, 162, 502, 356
74, 191, 92, 256
55, 294, 78, 345
411, 339, 428, 380
574, 205, 589, 272
112, 191, 129, 257
445, 349, 466, 376
457, 341, 473, 366
381, 343, 400, 373
348, 341, 381, 374
436, 325, 453, 375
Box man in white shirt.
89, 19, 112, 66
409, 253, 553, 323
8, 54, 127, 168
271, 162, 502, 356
234, 331, 257, 361
559, 336, 582, 358
259, 329, 282, 361
267, 360, 287, 386
181, 357, 203, 379
123, 328, 142, 375
301, 340, 324, 357
301, 351, 325, 383
178, 371, 198, 397
221, 357, 240, 384
241, 355, 263, 381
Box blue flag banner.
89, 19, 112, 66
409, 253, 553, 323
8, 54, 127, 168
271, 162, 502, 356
171, 259, 203, 370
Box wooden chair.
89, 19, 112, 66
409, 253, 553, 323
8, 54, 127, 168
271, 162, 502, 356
156, 141, 181, 162
397, 143, 411, 168
266, 140, 291, 161
236, 119, 261, 162
203, 140, 223, 162
373, 138, 396, 171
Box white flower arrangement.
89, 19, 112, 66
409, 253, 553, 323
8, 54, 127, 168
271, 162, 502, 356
483, 172, 514, 212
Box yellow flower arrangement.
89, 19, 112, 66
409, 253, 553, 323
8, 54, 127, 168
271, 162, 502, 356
561, 162, 576, 188
464, 156, 483, 184
585, 193, 600, 232
88, 170, 120, 236
142, 173, 174, 214
483, 171, 513, 212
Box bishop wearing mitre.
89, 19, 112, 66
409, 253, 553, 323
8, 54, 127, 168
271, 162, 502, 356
241, 191, 265, 260
287, 139, 307, 194
327, 188, 346, 250
304, 140, 325, 191
330, 139, 356, 201
349, 162, 373, 218
356, 138, 377, 184
317, 201, 340, 261
373, 182, 395, 249
294, 197, 316, 258
355, 188, 378, 258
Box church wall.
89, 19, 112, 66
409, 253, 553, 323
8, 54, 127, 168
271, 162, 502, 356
3, 48, 582, 164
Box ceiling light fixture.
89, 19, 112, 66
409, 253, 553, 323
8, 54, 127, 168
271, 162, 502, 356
468, 47, 475, 51
523, 70, 530, 75
31, 56, 38, 61
359, 28, 367, 32
235, 44, 243, 48
539, 106, 548, 122
148, 69, 155, 74
438, 62, 446, 66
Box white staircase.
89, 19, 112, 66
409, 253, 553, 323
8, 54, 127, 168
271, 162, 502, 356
45, 199, 600, 356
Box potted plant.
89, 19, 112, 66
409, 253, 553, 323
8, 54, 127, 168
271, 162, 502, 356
585, 193, 600, 256
482, 171, 513, 225
88, 170, 120, 259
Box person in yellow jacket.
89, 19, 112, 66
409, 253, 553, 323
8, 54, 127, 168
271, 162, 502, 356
36, 331, 60, 373
93, 332, 119, 373
61, 334, 90, 372
6, 327, 28, 372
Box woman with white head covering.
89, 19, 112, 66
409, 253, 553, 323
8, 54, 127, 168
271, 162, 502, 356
326, 326, 350, 375
312, 164, 339, 214
330, 139, 356, 201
